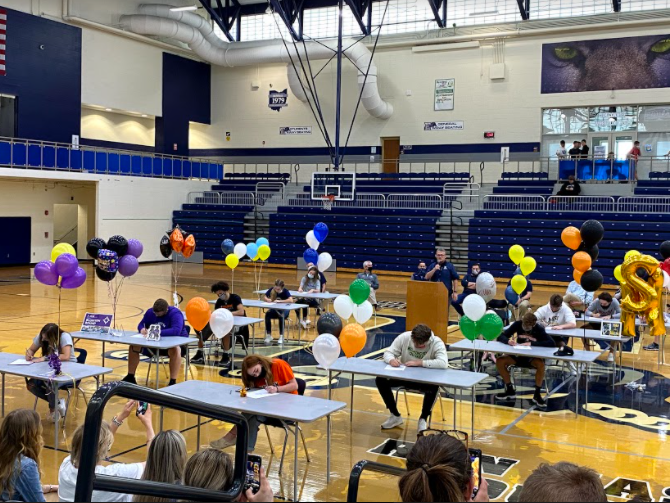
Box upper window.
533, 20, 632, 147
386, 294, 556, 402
589, 106, 638, 132
542, 108, 589, 135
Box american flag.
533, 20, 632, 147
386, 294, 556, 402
0, 9, 6, 76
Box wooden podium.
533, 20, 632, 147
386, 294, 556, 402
406, 280, 449, 343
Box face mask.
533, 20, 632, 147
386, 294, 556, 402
472, 269, 480, 276
308, 273, 315, 279
218, 293, 227, 299
522, 325, 533, 332
367, 267, 373, 273
258, 367, 267, 379
418, 267, 426, 272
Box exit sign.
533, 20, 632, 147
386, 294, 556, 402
484, 131, 495, 139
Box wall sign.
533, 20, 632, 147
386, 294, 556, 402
484, 131, 495, 139
424, 121, 464, 131
280, 126, 312, 135
269, 89, 288, 112
434, 78, 455, 111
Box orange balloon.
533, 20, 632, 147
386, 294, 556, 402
182, 234, 196, 259
572, 251, 592, 273
573, 269, 584, 284
185, 297, 211, 331
170, 228, 184, 253
339, 323, 367, 358
561, 226, 582, 251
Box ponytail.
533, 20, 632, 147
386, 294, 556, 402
400, 464, 467, 502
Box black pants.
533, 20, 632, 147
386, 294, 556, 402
375, 377, 439, 420
27, 379, 56, 409
265, 309, 289, 335
297, 299, 320, 320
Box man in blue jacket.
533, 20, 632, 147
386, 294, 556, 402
123, 298, 189, 386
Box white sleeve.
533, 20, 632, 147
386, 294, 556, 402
383, 334, 405, 364
100, 462, 145, 480
562, 307, 576, 325
534, 305, 550, 322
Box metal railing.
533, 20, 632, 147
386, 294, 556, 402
187, 191, 255, 206
387, 193, 443, 209
618, 196, 670, 214
546, 195, 616, 212
255, 181, 285, 207
482, 195, 546, 211
482, 194, 670, 213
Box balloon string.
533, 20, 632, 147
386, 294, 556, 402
58, 287, 62, 336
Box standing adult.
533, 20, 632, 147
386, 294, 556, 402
357, 261, 380, 310
569, 141, 582, 159
425, 248, 460, 306
580, 139, 590, 159
628, 141, 642, 181
555, 140, 567, 160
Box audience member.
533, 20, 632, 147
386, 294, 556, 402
411, 261, 428, 281
357, 261, 380, 310
569, 141, 582, 159
555, 140, 567, 160
263, 279, 294, 346
134, 430, 187, 503
377, 324, 449, 433
557, 175, 581, 196
580, 139, 590, 158
426, 248, 460, 305
564, 280, 594, 313
297, 265, 321, 329
306, 262, 327, 294
519, 462, 607, 502
628, 140, 641, 161
452, 263, 481, 316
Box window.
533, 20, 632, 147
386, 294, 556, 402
0, 95, 16, 138
589, 106, 638, 132
542, 108, 589, 135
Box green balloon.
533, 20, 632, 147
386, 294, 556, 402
459, 316, 478, 341
349, 279, 371, 306
479, 312, 503, 341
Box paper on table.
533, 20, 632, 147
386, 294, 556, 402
515, 345, 533, 350
130, 334, 147, 339
247, 389, 282, 399
10, 359, 33, 365
384, 365, 406, 371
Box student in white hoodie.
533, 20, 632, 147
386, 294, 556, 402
377, 324, 448, 434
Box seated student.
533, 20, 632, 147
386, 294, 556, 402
495, 313, 555, 408
411, 261, 428, 281
564, 280, 594, 314
519, 462, 607, 502
508, 276, 533, 321
557, 175, 581, 196
59, 401, 155, 503
123, 299, 189, 386
25, 323, 77, 422
306, 262, 328, 294
535, 294, 577, 349
191, 282, 247, 368
210, 355, 298, 452
399, 434, 489, 503
452, 263, 481, 316
297, 265, 321, 329
357, 261, 380, 310
377, 324, 449, 434
0, 409, 57, 502
263, 280, 294, 346
586, 292, 621, 362
134, 430, 187, 503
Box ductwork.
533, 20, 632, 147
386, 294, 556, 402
137, 4, 228, 48
119, 9, 393, 119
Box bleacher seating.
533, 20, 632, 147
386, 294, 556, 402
212, 173, 290, 192
225, 173, 289, 182
501, 172, 549, 180
635, 179, 670, 195
304, 173, 471, 196
493, 179, 555, 195
357, 172, 472, 181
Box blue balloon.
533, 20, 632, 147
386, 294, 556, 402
256, 237, 269, 248
303, 248, 319, 265
314, 222, 329, 243
247, 243, 259, 259
504, 285, 519, 305
221, 239, 234, 256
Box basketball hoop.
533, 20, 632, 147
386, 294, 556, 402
322, 195, 335, 211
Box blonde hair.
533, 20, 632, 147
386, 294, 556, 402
134, 430, 187, 503
0, 409, 43, 498
71, 421, 114, 468
183, 449, 233, 492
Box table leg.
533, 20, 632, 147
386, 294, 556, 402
471, 385, 475, 438
230, 335, 235, 373
185, 345, 190, 382
95, 376, 100, 391
327, 370, 332, 401
252, 325, 256, 353
293, 422, 299, 503
53, 382, 59, 448
585, 362, 590, 410
326, 415, 332, 484
155, 351, 160, 390
350, 373, 354, 423
196, 415, 201, 448
102, 341, 106, 383
2, 373, 5, 418
575, 364, 581, 416
160, 407, 164, 432
452, 387, 457, 430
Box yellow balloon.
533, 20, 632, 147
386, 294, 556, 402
614, 265, 623, 283
625, 250, 640, 261
509, 245, 525, 265
511, 274, 528, 295
520, 256, 537, 276
51, 243, 76, 263
225, 254, 239, 270
258, 244, 271, 261
252, 255, 261, 262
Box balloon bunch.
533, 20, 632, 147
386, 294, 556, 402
505, 245, 537, 304
561, 220, 604, 292
222, 237, 272, 291
185, 297, 235, 339
312, 313, 343, 369
332, 280, 374, 325
160, 226, 196, 307
304, 223, 333, 273
658, 240, 670, 287
458, 295, 504, 342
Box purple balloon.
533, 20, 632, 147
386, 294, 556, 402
127, 239, 144, 259
35, 261, 59, 286
61, 267, 87, 289
118, 255, 139, 277
55, 253, 79, 279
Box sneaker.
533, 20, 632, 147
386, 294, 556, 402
381, 414, 404, 430
216, 355, 231, 368
57, 399, 67, 419
190, 354, 205, 365
607, 353, 615, 363
532, 394, 547, 408
417, 418, 428, 434
644, 343, 660, 351
300, 320, 308, 330
47, 411, 58, 423
495, 387, 516, 401
210, 437, 236, 450
568, 362, 578, 376
122, 374, 137, 385
278, 336, 284, 345
264, 335, 273, 345
305, 319, 312, 326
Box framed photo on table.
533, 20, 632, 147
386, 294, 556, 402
601, 321, 622, 337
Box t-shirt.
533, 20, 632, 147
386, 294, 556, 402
427, 261, 460, 294
32, 332, 77, 363
534, 303, 576, 327
215, 293, 244, 314
253, 359, 297, 395
265, 287, 291, 301
580, 145, 590, 157
58, 455, 144, 503
586, 298, 621, 318
569, 147, 581, 158
507, 279, 533, 299
629, 146, 641, 160
556, 147, 567, 159
498, 321, 555, 347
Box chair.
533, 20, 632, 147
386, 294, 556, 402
488, 299, 511, 326
143, 325, 195, 386
263, 378, 311, 475
393, 386, 446, 426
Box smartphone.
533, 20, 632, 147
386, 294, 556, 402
469, 448, 482, 499
136, 402, 148, 416
245, 455, 262, 495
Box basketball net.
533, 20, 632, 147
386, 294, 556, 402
322, 195, 335, 211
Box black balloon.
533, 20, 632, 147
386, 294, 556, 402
661, 240, 670, 260
86, 237, 107, 259
584, 244, 599, 262
160, 235, 173, 259
317, 312, 343, 338
95, 266, 117, 282
580, 220, 604, 248
581, 269, 604, 292
107, 235, 129, 256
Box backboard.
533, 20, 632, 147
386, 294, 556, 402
311, 172, 356, 201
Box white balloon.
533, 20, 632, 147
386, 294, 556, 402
234, 243, 247, 259
664, 270, 670, 290
353, 300, 373, 324
306, 231, 320, 251
462, 294, 487, 322
210, 309, 234, 339
334, 295, 354, 320
475, 273, 497, 303
317, 252, 333, 272
313, 333, 341, 369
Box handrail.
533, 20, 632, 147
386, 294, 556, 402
346, 460, 406, 503
74, 381, 249, 502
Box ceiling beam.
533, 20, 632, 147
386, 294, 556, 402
612, 0, 621, 12
516, 0, 530, 20
344, 0, 371, 36
197, 0, 241, 41
426, 0, 447, 28
269, 0, 304, 41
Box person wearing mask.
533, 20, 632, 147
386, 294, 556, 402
425, 248, 460, 310
210, 355, 298, 452
569, 141, 582, 159
263, 280, 294, 346
378, 324, 449, 433
123, 299, 189, 387
58, 401, 155, 502
296, 265, 321, 329
452, 263, 480, 316
134, 430, 187, 503
398, 434, 489, 503
564, 280, 594, 314
557, 175, 581, 196
25, 323, 77, 422
519, 462, 607, 502
555, 140, 567, 160
357, 261, 380, 310
586, 292, 621, 362
495, 313, 555, 408
0, 409, 56, 502
306, 262, 327, 294
411, 261, 428, 281
580, 139, 590, 159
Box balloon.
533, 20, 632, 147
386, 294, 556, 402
210, 308, 234, 339
317, 313, 343, 338
479, 312, 504, 341
118, 255, 139, 277
508, 245, 525, 265
258, 245, 271, 261
664, 270, 670, 290
339, 323, 367, 358
353, 301, 374, 324
86, 238, 107, 259
580, 269, 603, 293
34, 261, 59, 286
511, 275, 527, 295
107, 235, 129, 257
504, 285, 519, 305
572, 251, 592, 273
349, 279, 371, 306
661, 257, 670, 276
573, 269, 584, 284
126, 239, 144, 259
475, 273, 496, 303
334, 295, 354, 320
303, 248, 319, 265
462, 294, 486, 322
95, 266, 117, 282
661, 240, 670, 260
614, 265, 623, 283
160, 235, 173, 259
234, 243, 247, 259
221, 239, 235, 256
51, 243, 76, 263
55, 253, 79, 279
182, 234, 196, 259
317, 252, 333, 272
246, 243, 259, 260
620, 253, 665, 337
97, 249, 119, 273
314, 222, 329, 243
625, 250, 640, 262
306, 231, 320, 251
61, 267, 87, 289
170, 228, 184, 254
561, 226, 582, 251
580, 220, 605, 248
186, 297, 212, 332
256, 237, 270, 248
583, 244, 599, 262
459, 316, 478, 341
313, 334, 341, 369
520, 256, 537, 276
225, 254, 240, 270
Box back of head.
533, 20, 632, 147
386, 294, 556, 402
134, 431, 187, 502
550, 294, 564, 309
0, 409, 42, 494
519, 462, 606, 502
411, 324, 432, 345
153, 298, 169, 313
522, 312, 537, 327
71, 421, 114, 468
183, 449, 233, 492
399, 435, 471, 503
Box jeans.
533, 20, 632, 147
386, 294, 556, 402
27, 379, 56, 409
375, 377, 439, 420
298, 299, 321, 320
451, 292, 474, 316
244, 413, 265, 451
265, 309, 290, 335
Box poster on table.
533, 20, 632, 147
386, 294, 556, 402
81, 313, 114, 333
434, 78, 455, 111
280, 126, 312, 135
424, 121, 464, 131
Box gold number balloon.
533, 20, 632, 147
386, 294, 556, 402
619, 252, 665, 337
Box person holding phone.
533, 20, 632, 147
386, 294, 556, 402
263, 280, 294, 346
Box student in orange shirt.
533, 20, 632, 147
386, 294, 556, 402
210, 355, 298, 452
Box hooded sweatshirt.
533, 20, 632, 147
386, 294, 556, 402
383, 332, 448, 369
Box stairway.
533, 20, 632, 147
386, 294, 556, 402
243, 183, 308, 242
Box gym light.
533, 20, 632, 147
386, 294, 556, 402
105, 108, 112, 112
170, 5, 198, 12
